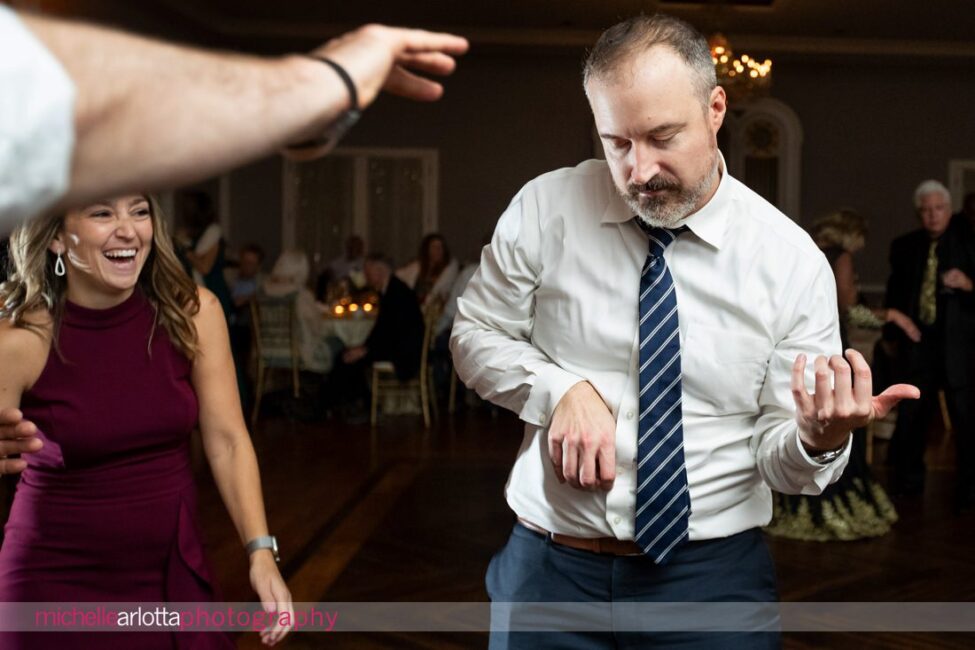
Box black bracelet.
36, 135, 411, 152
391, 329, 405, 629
306, 55, 360, 113
283, 55, 362, 158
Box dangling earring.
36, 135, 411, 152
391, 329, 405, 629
54, 252, 66, 277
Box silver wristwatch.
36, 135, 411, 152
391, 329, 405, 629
246, 535, 280, 563
808, 445, 845, 465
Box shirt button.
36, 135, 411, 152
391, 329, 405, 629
617, 464, 625, 473
626, 411, 635, 420
539, 414, 546, 424
614, 516, 621, 525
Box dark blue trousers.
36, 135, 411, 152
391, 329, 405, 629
486, 523, 780, 649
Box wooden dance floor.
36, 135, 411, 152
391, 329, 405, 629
4, 402, 973, 648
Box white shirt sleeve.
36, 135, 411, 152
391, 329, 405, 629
0, 6, 76, 231
450, 186, 585, 427
752, 257, 852, 495
194, 223, 223, 254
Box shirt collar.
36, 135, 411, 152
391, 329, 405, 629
601, 150, 731, 250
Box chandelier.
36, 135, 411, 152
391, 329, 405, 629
708, 33, 772, 103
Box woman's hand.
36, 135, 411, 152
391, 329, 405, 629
886, 308, 921, 343
249, 551, 294, 646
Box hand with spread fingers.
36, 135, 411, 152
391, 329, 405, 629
791, 349, 920, 453
313, 25, 469, 109
0, 408, 43, 476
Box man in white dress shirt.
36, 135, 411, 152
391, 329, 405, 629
451, 14, 918, 649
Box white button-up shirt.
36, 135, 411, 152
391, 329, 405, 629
0, 5, 75, 230
451, 157, 851, 541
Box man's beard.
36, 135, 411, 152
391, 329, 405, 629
621, 154, 719, 229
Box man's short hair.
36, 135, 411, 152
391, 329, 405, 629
583, 14, 716, 105
913, 179, 951, 209
241, 243, 265, 262
364, 252, 392, 269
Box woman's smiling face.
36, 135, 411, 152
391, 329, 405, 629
52, 195, 154, 307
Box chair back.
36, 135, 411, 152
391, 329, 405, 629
251, 293, 300, 371
418, 297, 444, 380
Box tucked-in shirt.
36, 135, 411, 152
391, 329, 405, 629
0, 6, 76, 231
451, 156, 851, 542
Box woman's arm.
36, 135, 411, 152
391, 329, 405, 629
832, 251, 858, 313
190, 288, 292, 645
184, 224, 222, 275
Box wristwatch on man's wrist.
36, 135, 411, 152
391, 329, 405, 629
246, 535, 280, 563
803, 437, 849, 465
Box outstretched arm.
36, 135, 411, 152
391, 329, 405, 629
19, 13, 467, 214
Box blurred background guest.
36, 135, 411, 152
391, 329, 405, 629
176, 191, 234, 323
396, 232, 458, 307
326, 253, 424, 419
884, 181, 975, 510
316, 234, 366, 301
767, 208, 916, 541
259, 249, 333, 375
232, 243, 266, 310
228, 243, 265, 411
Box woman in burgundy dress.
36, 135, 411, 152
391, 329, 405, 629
0, 195, 291, 647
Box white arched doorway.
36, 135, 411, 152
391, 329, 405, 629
721, 97, 804, 222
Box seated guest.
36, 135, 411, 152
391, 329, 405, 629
0, 194, 291, 647
326, 254, 424, 415
885, 180, 975, 508
232, 243, 266, 309
260, 250, 332, 374
396, 232, 458, 306
315, 234, 365, 300
228, 243, 265, 408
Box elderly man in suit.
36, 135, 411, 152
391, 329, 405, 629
885, 180, 975, 509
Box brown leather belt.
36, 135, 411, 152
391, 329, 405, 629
519, 518, 644, 556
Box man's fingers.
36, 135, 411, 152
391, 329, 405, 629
562, 439, 580, 488
548, 433, 565, 483
0, 408, 23, 426
397, 51, 458, 76
394, 29, 470, 56
845, 348, 874, 407
828, 354, 853, 413
0, 457, 28, 475
383, 66, 445, 101
872, 383, 921, 419
596, 444, 616, 491
790, 354, 814, 415
578, 439, 599, 490
0, 436, 42, 457
812, 355, 833, 417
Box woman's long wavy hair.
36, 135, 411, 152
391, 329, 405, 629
418, 232, 451, 281
0, 195, 201, 359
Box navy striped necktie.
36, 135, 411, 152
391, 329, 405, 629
633, 220, 691, 564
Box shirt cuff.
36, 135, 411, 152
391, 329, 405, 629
519, 364, 585, 428
791, 428, 853, 468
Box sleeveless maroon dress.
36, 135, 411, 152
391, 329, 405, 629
0, 290, 233, 648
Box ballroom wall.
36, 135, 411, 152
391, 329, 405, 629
222, 49, 973, 291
